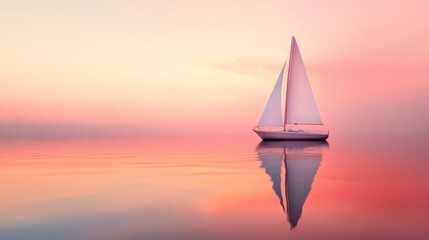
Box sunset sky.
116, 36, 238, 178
1, 0, 429, 138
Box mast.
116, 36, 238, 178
284, 36, 295, 131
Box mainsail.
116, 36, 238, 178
285, 37, 323, 125
257, 62, 286, 127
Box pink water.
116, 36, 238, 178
1, 134, 428, 239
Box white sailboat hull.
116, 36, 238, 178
254, 128, 329, 140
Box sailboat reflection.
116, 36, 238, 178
257, 141, 329, 229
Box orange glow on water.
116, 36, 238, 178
1, 135, 429, 239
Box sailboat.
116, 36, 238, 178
254, 37, 329, 140
257, 140, 328, 229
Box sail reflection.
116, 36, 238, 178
257, 141, 329, 229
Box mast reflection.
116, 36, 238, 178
257, 141, 329, 229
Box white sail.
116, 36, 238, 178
285, 37, 323, 125
257, 62, 286, 127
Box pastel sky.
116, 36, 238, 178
1, 0, 429, 138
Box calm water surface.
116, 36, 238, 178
1, 134, 428, 240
